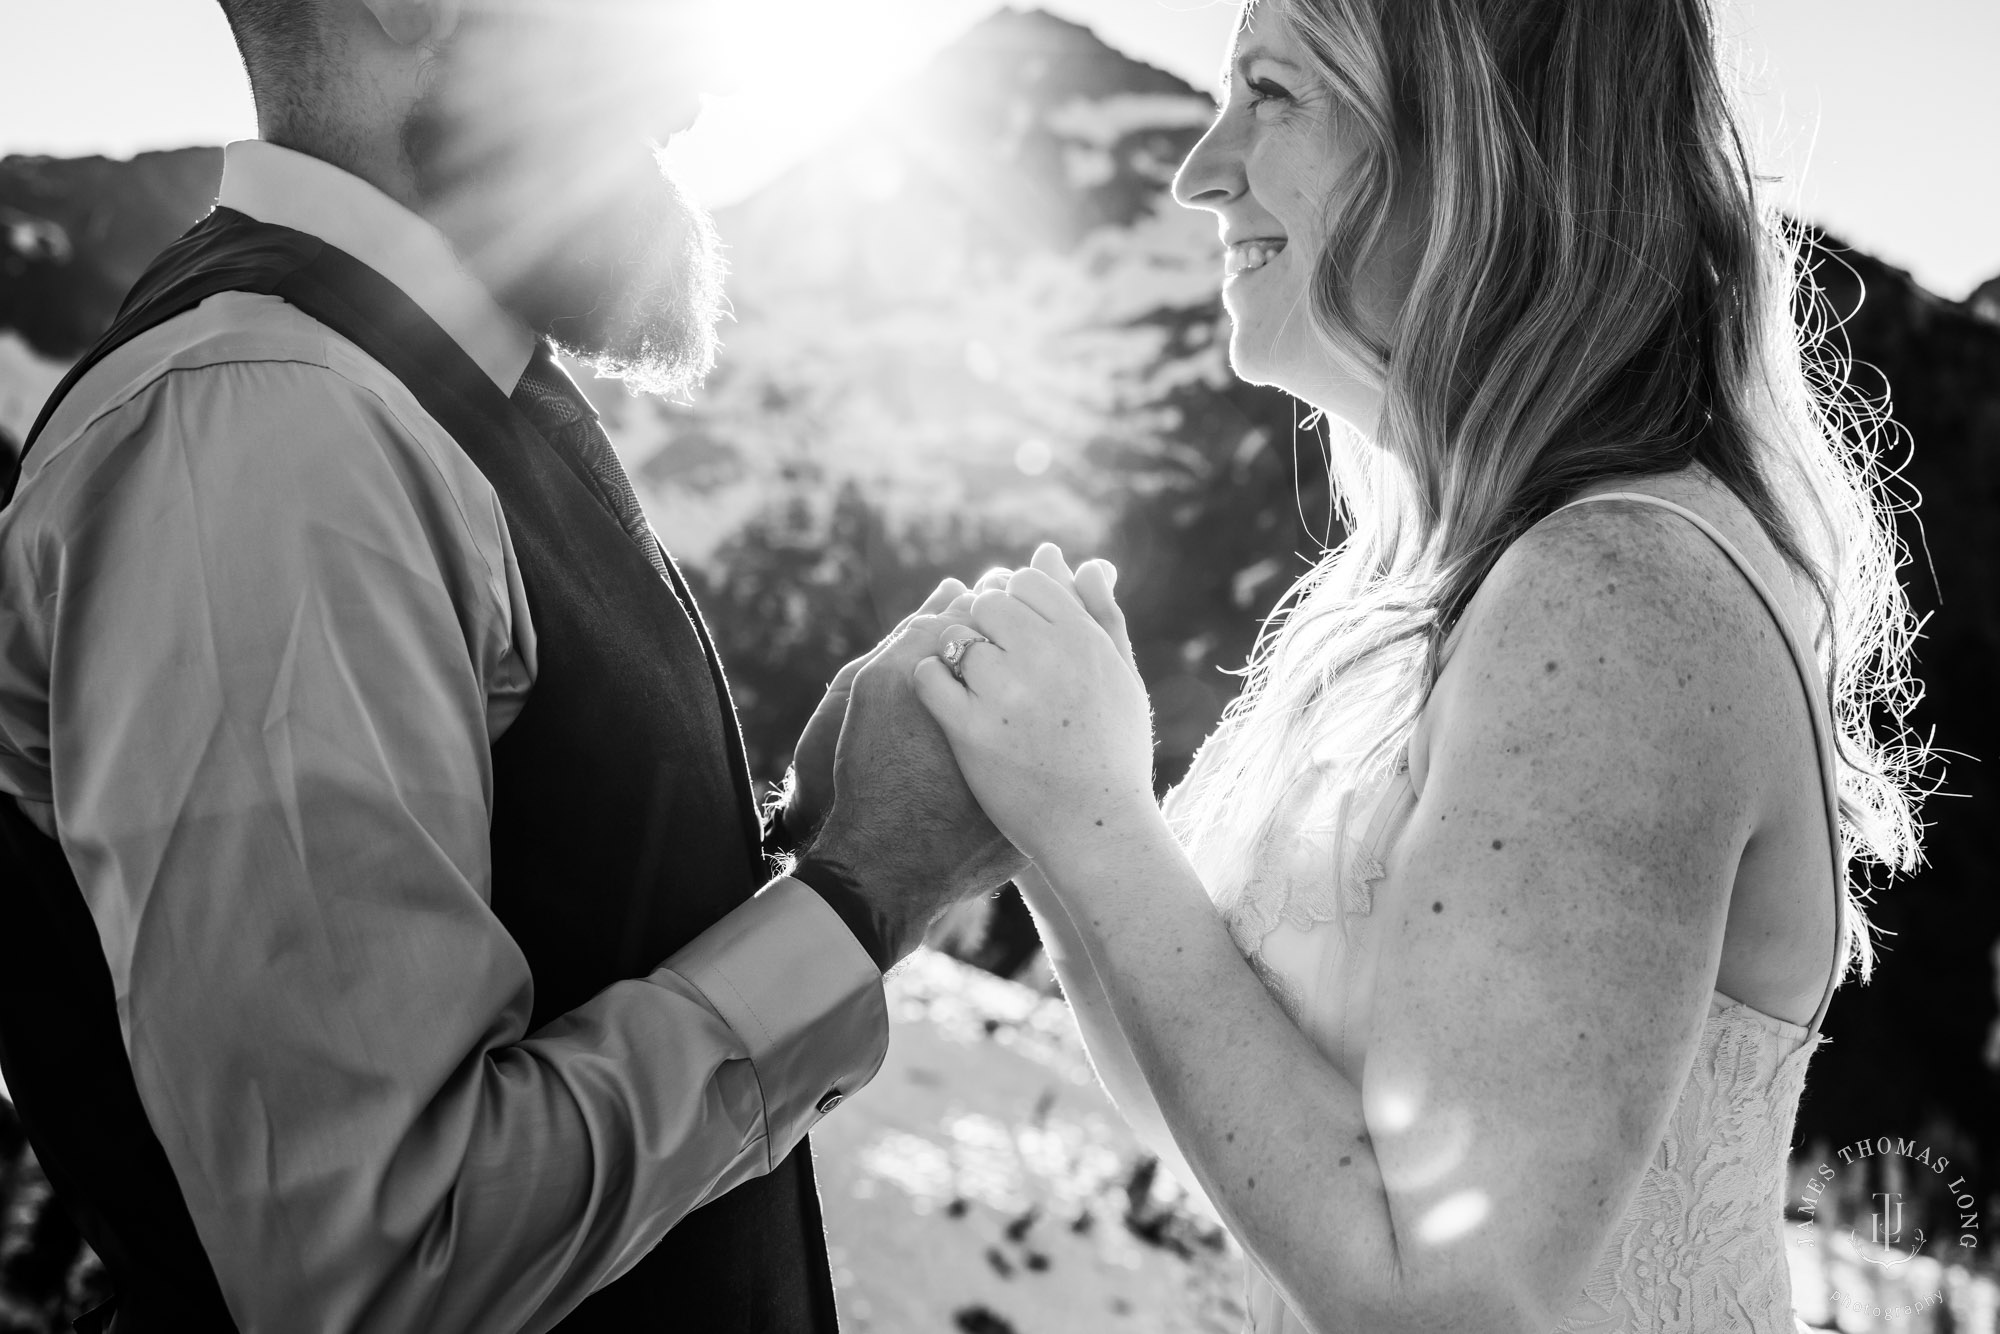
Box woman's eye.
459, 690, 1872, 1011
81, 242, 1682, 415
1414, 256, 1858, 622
1246, 77, 1292, 109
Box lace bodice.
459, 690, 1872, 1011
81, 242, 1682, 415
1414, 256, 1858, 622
1554, 997, 1819, 1333
1209, 489, 1843, 1334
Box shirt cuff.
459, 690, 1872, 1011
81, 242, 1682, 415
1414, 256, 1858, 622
663, 876, 889, 1167
788, 854, 892, 972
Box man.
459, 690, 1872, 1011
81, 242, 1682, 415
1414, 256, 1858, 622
0, 1, 1020, 1330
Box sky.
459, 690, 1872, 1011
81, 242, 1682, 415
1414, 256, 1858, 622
2, 0, 1995, 297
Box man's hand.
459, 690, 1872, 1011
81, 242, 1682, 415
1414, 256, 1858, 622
805, 609, 1029, 966
781, 579, 969, 844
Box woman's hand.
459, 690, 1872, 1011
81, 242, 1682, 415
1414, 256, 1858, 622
947, 545, 1139, 672
913, 544, 1158, 866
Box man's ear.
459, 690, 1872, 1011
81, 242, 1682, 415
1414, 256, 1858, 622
358, 0, 459, 46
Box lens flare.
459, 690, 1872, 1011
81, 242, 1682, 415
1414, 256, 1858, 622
659, 0, 997, 206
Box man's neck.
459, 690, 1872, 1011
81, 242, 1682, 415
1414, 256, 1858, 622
261, 124, 535, 346
263, 123, 423, 221
217, 138, 540, 392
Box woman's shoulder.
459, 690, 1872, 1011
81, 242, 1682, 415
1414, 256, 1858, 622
1501, 492, 1726, 607
1417, 479, 1802, 803
1471, 476, 1793, 672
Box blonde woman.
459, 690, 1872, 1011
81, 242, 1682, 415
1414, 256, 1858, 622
910, 0, 1923, 1330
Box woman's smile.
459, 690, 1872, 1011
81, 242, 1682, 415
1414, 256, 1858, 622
1225, 236, 1289, 279
1171, 3, 1394, 423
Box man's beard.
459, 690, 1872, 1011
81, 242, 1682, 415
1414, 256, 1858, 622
404, 97, 726, 402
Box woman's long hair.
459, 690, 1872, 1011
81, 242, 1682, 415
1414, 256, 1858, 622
1167, 0, 1926, 982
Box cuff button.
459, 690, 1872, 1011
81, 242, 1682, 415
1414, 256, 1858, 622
815, 1089, 846, 1114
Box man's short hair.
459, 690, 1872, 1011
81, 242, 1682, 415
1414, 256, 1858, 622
215, 0, 324, 120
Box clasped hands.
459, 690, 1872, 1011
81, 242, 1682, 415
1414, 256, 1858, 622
782, 544, 1159, 967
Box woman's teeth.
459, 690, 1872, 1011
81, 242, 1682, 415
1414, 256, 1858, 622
1226, 240, 1287, 275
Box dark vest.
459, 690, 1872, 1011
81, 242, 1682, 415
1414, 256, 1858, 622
0, 209, 839, 1333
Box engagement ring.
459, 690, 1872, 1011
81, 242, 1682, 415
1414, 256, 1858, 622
940, 631, 992, 683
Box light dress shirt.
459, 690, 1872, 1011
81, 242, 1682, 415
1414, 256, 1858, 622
0, 140, 888, 1333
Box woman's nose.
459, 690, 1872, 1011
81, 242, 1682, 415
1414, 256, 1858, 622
1172, 113, 1246, 211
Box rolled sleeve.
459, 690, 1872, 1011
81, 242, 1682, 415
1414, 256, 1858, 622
667, 876, 889, 1166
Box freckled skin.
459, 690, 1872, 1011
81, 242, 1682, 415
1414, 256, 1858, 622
1354, 481, 1838, 1291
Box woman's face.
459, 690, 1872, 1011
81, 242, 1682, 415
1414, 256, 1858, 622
1174, 3, 1405, 430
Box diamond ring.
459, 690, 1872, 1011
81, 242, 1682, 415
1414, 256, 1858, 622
940, 631, 993, 683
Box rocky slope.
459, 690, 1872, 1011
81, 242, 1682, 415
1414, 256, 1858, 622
0, 146, 221, 366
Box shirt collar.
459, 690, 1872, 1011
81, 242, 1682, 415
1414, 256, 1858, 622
216, 140, 537, 394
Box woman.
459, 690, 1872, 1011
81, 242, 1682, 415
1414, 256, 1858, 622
909, 0, 1923, 1330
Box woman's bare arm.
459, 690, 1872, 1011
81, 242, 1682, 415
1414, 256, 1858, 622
1015, 866, 1205, 1188
969, 508, 1790, 1333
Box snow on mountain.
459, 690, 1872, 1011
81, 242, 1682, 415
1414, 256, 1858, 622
586, 7, 1229, 565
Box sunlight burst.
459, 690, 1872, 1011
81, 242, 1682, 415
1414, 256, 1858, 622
663, 0, 999, 208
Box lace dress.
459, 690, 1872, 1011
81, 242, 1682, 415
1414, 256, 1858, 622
1216, 491, 1845, 1334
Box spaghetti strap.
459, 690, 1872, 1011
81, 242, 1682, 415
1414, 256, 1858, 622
1550, 491, 1847, 1036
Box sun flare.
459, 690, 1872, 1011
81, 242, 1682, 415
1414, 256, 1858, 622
661, 0, 997, 207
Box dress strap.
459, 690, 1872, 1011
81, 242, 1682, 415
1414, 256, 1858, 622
1549, 491, 1847, 1037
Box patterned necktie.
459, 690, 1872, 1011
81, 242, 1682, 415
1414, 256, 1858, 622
510, 343, 673, 584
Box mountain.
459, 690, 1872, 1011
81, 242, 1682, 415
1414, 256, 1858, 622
715, 7, 1215, 299
0, 146, 222, 453
597, 7, 1233, 568
0, 147, 221, 365
1971, 274, 2000, 326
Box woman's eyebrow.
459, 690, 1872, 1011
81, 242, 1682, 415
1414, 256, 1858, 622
1224, 46, 1304, 86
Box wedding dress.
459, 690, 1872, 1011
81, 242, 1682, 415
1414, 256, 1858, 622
1213, 488, 1844, 1334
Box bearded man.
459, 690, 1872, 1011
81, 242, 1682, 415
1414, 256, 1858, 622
0, 2, 1020, 1330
